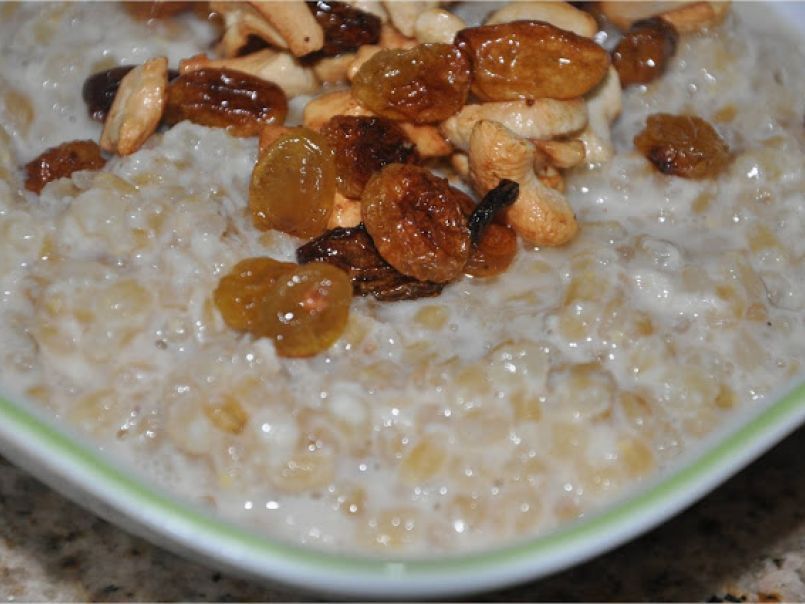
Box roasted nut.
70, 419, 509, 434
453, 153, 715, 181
362, 163, 472, 283
660, 1, 730, 33
578, 66, 622, 164
533, 139, 587, 169
309, 0, 382, 56
382, 0, 437, 37
600, 1, 730, 32
179, 50, 319, 97
634, 113, 731, 179
319, 114, 418, 198
24, 140, 106, 194
249, 0, 325, 56
297, 225, 444, 301
165, 68, 288, 137
469, 120, 577, 246
485, 1, 598, 38
82, 65, 136, 122
441, 98, 588, 151
612, 17, 678, 87
100, 57, 168, 156
456, 21, 610, 101
352, 44, 471, 123
212, 1, 288, 57
311, 53, 356, 84
327, 192, 362, 229
413, 8, 465, 44
302, 90, 451, 157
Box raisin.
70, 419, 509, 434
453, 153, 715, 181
164, 68, 287, 137
307, 0, 382, 57
263, 262, 352, 357
213, 257, 296, 334
82, 66, 136, 122
351, 44, 471, 124
465, 224, 518, 278
467, 179, 519, 245
250, 127, 336, 239
297, 225, 444, 301
319, 115, 418, 199
361, 164, 471, 283
24, 140, 106, 194
455, 21, 610, 101
635, 113, 731, 179
612, 18, 678, 87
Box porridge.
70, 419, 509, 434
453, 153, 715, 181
0, 1, 803, 554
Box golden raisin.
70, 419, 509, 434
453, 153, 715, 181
297, 225, 444, 301
24, 140, 106, 194
250, 127, 336, 239
361, 164, 471, 283
213, 257, 295, 334
634, 113, 731, 179
319, 115, 418, 199
165, 68, 287, 137
263, 262, 352, 357
465, 223, 518, 278
455, 21, 610, 101
309, 0, 382, 57
612, 18, 678, 87
351, 44, 471, 124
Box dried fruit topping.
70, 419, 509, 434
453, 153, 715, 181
319, 115, 418, 199
82, 66, 136, 122
250, 127, 336, 238
361, 163, 472, 283
634, 113, 731, 179
308, 0, 382, 57
263, 262, 352, 357
165, 68, 288, 137
351, 43, 471, 123
612, 18, 678, 87
455, 21, 610, 101
464, 223, 518, 278
297, 225, 444, 301
214, 257, 296, 334
24, 140, 107, 194
467, 179, 519, 245
100, 57, 169, 156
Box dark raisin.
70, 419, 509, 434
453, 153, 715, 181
307, 0, 381, 57
467, 179, 519, 245
297, 225, 444, 302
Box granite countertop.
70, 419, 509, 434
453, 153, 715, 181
1, 427, 803, 602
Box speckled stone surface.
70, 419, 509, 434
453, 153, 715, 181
1, 427, 803, 602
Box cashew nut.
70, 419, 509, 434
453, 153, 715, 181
533, 139, 587, 170
303, 90, 452, 157
660, 1, 730, 33
450, 151, 469, 179
485, 1, 598, 38
414, 8, 466, 44
382, 0, 438, 37
342, 0, 388, 22
468, 120, 578, 247
577, 66, 621, 165
211, 2, 287, 57
441, 98, 588, 152
600, 1, 729, 31
180, 50, 320, 97
100, 57, 167, 156
249, 1, 324, 57
327, 192, 362, 229
379, 21, 418, 49
312, 53, 357, 84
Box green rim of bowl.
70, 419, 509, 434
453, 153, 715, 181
1, 380, 803, 595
